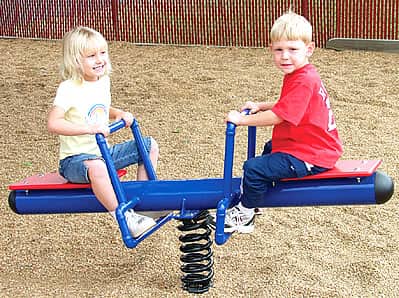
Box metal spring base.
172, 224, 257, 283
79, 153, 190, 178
178, 210, 214, 294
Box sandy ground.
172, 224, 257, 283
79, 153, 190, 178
0, 38, 398, 297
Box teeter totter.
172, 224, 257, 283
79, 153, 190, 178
8, 117, 394, 294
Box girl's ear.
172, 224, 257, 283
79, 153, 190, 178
75, 58, 82, 69
306, 42, 315, 57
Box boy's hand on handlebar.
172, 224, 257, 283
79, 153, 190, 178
240, 101, 260, 114
225, 110, 244, 125
225, 100, 259, 125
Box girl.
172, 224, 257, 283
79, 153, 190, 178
47, 26, 159, 238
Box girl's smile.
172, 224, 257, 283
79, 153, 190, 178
80, 48, 108, 81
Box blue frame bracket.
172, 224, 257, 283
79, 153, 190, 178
95, 119, 166, 247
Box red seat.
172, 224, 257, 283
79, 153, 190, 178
282, 160, 381, 181
9, 169, 127, 190
9, 160, 382, 190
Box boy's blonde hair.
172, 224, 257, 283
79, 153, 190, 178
61, 26, 112, 82
270, 11, 313, 44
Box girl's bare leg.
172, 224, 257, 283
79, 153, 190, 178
85, 159, 156, 237
137, 138, 159, 180
135, 139, 167, 218
85, 159, 118, 211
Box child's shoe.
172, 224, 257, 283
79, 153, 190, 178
125, 209, 156, 237
209, 204, 255, 233
254, 207, 263, 215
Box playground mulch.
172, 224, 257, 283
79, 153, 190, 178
0, 38, 398, 297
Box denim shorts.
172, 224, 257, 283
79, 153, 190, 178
59, 137, 152, 183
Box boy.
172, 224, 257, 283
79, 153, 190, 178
212, 11, 343, 233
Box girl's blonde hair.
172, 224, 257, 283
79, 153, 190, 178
61, 26, 112, 82
270, 11, 313, 44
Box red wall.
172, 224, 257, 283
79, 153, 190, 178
1, 0, 398, 48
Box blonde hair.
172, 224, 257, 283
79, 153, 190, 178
270, 11, 313, 44
61, 26, 112, 82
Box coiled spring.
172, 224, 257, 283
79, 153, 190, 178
178, 210, 214, 294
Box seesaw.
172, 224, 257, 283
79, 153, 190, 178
8, 118, 394, 294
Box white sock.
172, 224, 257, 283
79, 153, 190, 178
238, 202, 254, 213
109, 210, 116, 220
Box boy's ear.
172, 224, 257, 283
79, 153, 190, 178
269, 43, 273, 51
306, 42, 315, 57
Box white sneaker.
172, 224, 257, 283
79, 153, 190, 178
209, 204, 255, 233
254, 208, 263, 215
125, 209, 156, 238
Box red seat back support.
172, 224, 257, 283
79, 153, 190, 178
282, 160, 381, 181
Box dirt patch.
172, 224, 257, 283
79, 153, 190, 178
0, 38, 398, 297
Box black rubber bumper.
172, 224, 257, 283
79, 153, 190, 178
375, 171, 394, 204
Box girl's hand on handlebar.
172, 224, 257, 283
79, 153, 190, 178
89, 124, 110, 137
122, 112, 134, 127
116, 111, 134, 127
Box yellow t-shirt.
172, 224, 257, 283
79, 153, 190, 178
53, 76, 111, 160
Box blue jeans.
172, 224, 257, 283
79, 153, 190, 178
59, 137, 152, 183
241, 140, 328, 208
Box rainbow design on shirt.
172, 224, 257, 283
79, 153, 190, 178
87, 104, 108, 125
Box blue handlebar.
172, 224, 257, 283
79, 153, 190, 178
105, 119, 157, 180
109, 119, 126, 134
216, 108, 256, 245
95, 119, 157, 206
95, 119, 159, 247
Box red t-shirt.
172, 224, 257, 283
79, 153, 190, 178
271, 64, 343, 168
